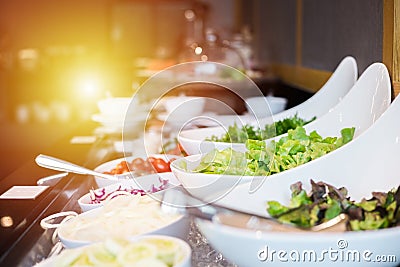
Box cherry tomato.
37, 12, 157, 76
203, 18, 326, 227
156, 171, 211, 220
141, 160, 154, 172
110, 168, 119, 175
149, 158, 171, 172
167, 158, 176, 169
147, 157, 156, 165
115, 160, 130, 174
104, 160, 131, 175
104, 156, 175, 176
130, 158, 146, 171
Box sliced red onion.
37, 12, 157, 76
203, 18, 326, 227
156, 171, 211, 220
88, 179, 170, 204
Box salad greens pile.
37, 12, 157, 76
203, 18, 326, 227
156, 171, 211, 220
206, 114, 316, 143
194, 126, 355, 176
267, 180, 400, 231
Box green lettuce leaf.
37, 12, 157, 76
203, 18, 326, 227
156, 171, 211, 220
206, 114, 316, 143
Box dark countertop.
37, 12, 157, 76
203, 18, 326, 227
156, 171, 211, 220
0, 121, 119, 266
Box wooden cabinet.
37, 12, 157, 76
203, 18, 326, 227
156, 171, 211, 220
243, 0, 399, 96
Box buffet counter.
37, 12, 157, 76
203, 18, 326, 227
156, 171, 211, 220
0, 120, 236, 267
0, 122, 120, 266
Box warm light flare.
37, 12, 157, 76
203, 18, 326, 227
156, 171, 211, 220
75, 72, 104, 99
18, 49, 39, 60
81, 79, 99, 96
1, 216, 13, 228
194, 46, 203, 55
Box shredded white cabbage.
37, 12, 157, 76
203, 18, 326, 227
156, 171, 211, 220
59, 195, 181, 242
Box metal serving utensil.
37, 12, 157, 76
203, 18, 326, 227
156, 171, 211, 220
36, 172, 69, 186
160, 186, 348, 232
35, 154, 134, 181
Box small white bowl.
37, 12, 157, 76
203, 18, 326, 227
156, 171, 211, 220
97, 97, 133, 116
91, 113, 147, 130
35, 235, 192, 267
58, 194, 190, 248
163, 96, 206, 122
245, 95, 288, 117
78, 172, 180, 212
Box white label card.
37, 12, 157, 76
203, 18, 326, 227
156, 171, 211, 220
0, 186, 49, 200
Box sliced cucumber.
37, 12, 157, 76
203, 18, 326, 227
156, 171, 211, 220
116, 242, 157, 265
86, 244, 116, 265
104, 238, 128, 256
55, 249, 85, 266
144, 238, 181, 265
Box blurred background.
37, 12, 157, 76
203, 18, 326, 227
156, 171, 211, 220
0, 0, 386, 177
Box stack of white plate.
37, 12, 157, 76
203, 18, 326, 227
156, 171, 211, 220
92, 97, 151, 134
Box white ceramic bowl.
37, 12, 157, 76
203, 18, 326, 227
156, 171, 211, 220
245, 95, 288, 117
178, 61, 389, 156
197, 218, 400, 267
58, 194, 190, 248
91, 112, 147, 129
173, 63, 391, 200
94, 97, 152, 131
78, 172, 180, 212
97, 97, 150, 117
35, 235, 192, 267
97, 97, 133, 116
94, 154, 180, 188
163, 96, 206, 122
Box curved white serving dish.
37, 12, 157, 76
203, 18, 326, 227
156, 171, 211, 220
193, 65, 400, 267
178, 56, 358, 155
245, 95, 288, 116
210, 71, 400, 216
171, 62, 391, 200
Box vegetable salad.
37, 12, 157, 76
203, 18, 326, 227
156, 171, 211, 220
206, 114, 316, 143
52, 237, 188, 267
267, 180, 400, 231
194, 126, 355, 176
